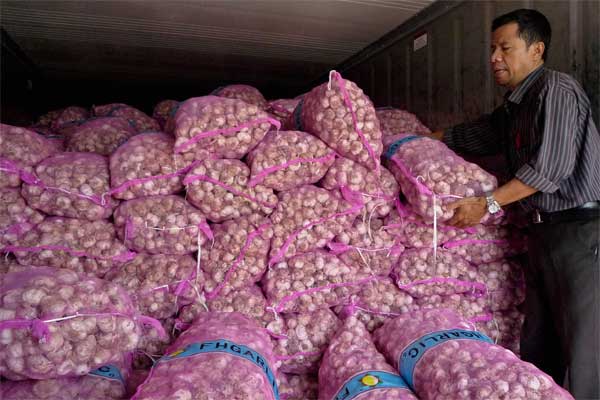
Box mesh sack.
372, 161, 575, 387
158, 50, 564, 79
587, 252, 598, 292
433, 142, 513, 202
298, 71, 383, 171
476, 308, 524, 355
170, 96, 279, 165
21, 152, 117, 220
319, 317, 418, 400
246, 130, 335, 192
268, 99, 301, 124
184, 159, 277, 223
415, 293, 490, 323
212, 84, 269, 110
373, 308, 573, 400
279, 373, 318, 400
113, 195, 212, 255
376, 107, 430, 137
109, 133, 184, 200
477, 260, 525, 311
50, 106, 90, 131
93, 103, 160, 133
0, 267, 164, 380
66, 117, 137, 156
7, 217, 134, 278
131, 312, 280, 400
152, 100, 179, 130
1, 188, 44, 250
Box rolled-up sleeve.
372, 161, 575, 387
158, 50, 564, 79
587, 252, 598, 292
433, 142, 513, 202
515, 87, 578, 193
443, 106, 504, 156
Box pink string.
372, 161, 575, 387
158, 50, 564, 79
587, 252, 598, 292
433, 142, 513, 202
327, 242, 404, 256
109, 168, 189, 196
269, 276, 379, 313
268, 102, 293, 116
174, 117, 281, 154
0, 158, 38, 184
268, 187, 363, 266
3, 244, 136, 263
205, 223, 271, 300
331, 71, 380, 175
247, 152, 336, 188
183, 174, 277, 209
20, 171, 111, 207
396, 277, 487, 298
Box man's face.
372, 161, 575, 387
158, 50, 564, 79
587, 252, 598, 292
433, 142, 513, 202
490, 22, 544, 89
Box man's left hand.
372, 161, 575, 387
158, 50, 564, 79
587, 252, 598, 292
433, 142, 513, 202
447, 197, 487, 228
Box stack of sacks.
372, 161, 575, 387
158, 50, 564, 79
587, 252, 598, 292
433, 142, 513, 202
0, 267, 163, 380
131, 312, 280, 400
66, 117, 137, 156
1, 187, 44, 250
374, 309, 573, 399
376, 107, 430, 137
319, 316, 419, 400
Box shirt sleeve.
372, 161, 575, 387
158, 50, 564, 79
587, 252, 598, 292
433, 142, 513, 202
515, 87, 578, 193
443, 106, 504, 156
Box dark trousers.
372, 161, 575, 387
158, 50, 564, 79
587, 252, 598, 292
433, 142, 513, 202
521, 215, 599, 399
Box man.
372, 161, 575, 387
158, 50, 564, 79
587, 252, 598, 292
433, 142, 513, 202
430, 9, 599, 399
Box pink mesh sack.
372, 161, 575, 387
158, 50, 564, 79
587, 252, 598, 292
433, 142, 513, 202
384, 134, 498, 223
105, 253, 204, 320
93, 103, 160, 133
134, 318, 176, 369
37, 109, 64, 127
131, 312, 280, 400
50, 106, 90, 131
1, 188, 44, 250
268, 185, 363, 264
334, 278, 415, 332
443, 238, 513, 264
476, 260, 525, 312
376, 107, 430, 137
321, 157, 399, 218
212, 84, 269, 110
170, 96, 279, 165
21, 152, 117, 220
329, 218, 404, 276
0, 256, 23, 275
262, 250, 372, 314
202, 214, 272, 299
298, 71, 383, 171
392, 247, 485, 298
152, 100, 179, 130
177, 284, 276, 336
66, 117, 137, 156
109, 133, 185, 200
268, 99, 301, 124
184, 159, 278, 222
113, 195, 212, 255
0, 359, 130, 400
280, 373, 318, 400
0, 267, 164, 380
270, 308, 340, 374
373, 308, 573, 400
476, 308, 524, 355
247, 130, 335, 191
7, 217, 134, 278
0, 124, 59, 188
319, 317, 418, 400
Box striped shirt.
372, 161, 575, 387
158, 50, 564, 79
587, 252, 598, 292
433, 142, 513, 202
443, 65, 600, 212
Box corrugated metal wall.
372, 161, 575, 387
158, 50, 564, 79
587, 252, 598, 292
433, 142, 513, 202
338, 0, 600, 131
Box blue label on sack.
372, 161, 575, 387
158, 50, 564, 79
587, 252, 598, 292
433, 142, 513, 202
399, 329, 492, 389
334, 371, 409, 400
384, 135, 422, 159
89, 365, 125, 385
159, 339, 280, 399
293, 98, 304, 131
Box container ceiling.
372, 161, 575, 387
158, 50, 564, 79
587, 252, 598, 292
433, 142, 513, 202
1, 0, 435, 97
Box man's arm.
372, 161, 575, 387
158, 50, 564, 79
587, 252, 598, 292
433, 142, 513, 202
447, 178, 538, 228
427, 106, 506, 156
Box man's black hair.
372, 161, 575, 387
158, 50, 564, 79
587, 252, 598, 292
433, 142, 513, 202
492, 9, 552, 61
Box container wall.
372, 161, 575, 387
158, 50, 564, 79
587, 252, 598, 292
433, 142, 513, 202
338, 0, 600, 131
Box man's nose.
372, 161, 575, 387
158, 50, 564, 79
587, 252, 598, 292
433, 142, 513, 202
490, 48, 502, 64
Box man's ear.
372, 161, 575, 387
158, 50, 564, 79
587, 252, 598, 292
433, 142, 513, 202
532, 41, 545, 61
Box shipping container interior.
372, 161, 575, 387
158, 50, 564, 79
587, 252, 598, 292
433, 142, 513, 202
1, 0, 598, 129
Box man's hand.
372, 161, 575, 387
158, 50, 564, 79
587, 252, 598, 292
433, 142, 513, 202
447, 197, 487, 228
424, 130, 444, 141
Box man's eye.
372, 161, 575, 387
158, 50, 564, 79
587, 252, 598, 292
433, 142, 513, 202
502, 47, 510, 51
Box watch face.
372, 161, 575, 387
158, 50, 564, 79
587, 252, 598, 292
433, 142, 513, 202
488, 202, 502, 214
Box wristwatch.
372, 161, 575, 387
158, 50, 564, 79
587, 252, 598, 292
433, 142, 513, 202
485, 191, 502, 214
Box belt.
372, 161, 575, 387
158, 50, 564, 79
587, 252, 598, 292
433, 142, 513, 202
532, 201, 600, 224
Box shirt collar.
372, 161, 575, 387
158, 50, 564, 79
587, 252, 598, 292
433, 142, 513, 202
506, 65, 545, 104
